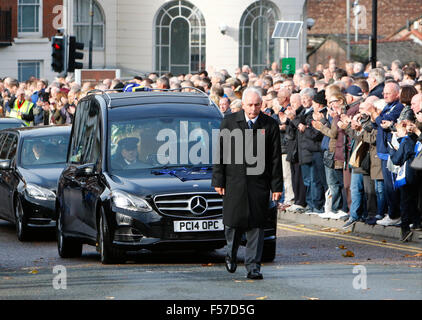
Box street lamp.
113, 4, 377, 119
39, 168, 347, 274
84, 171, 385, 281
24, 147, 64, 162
346, 0, 351, 61
353, 0, 361, 42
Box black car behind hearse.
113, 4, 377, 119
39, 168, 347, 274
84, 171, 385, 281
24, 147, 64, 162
0, 117, 27, 130
56, 90, 277, 264
0, 125, 71, 241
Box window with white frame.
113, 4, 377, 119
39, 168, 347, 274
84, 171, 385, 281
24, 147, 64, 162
73, 0, 105, 49
18, 0, 41, 35
239, 1, 280, 75
155, 0, 206, 75
18, 61, 41, 82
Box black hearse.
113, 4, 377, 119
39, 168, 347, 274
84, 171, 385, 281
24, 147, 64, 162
56, 90, 277, 264
0, 125, 71, 240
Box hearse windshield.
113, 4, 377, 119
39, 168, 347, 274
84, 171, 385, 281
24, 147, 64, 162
108, 116, 221, 172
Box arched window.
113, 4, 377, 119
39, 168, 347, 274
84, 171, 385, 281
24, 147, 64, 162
239, 1, 280, 75
155, 0, 206, 75
73, 0, 105, 49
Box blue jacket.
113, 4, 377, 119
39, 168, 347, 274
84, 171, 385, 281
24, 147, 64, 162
372, 100, 404, 160
389, 136, 416, 167
389, 135, 417, 187
368, 82, 385, 99
31, 89, 44, 104
320, 115, 332, 151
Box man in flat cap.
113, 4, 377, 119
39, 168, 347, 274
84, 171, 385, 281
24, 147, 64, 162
112, 137, 141, 169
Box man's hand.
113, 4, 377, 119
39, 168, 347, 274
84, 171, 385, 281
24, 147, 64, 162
381, 120, 392, 129
337, 120, 348, 130
285, 108, 295, 120
272, 192, 282, 201
311, 120, 323, 130
298, 123, 307, 132
407, 122, 421, 136
278, 112, 287, 123
214, 187, 225, 196
329, 109, 338, 119
340, 114, 351, 123
313, 111, 323, 121
351, 119, 362, 131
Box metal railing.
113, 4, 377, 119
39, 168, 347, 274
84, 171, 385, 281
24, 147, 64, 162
87, 87, 220, 112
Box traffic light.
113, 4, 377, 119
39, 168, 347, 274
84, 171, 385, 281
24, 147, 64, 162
51, 36, 65, 73
68, 36, 84, 73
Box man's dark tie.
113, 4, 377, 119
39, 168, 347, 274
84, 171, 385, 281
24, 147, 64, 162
248, 120, 253, 129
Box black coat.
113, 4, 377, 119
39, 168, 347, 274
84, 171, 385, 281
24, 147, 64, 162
211, 110, 283, 229
285, 106, 304, 163
291, 107, 323, 165
273, 113, 288, 154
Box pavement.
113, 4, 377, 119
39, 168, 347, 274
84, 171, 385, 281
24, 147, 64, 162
277, 207, 422, 244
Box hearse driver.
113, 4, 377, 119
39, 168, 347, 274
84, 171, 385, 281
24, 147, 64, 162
112, 137, 141, 169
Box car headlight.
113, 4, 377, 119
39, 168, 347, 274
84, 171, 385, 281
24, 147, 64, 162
111, 190, 152, 212
26, 184, 56, 201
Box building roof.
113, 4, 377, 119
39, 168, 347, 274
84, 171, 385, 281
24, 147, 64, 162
308, 34, 422, 67
353, 40, 422, 66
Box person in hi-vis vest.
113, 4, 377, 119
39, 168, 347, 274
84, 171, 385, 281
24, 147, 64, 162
9, 89, 34, 126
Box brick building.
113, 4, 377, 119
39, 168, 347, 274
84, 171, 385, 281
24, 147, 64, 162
307, 0, 422, 38
306, 0, 422, 69
0, 0, 62, 81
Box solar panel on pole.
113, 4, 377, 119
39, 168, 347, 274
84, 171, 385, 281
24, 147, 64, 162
271, 21, 303, 75
271, 21, 303, 39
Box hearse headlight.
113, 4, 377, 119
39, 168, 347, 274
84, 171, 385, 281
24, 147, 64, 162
26, 184, 56, 201
111, 190, 152, 213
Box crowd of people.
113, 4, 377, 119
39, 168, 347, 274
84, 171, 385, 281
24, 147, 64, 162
1, 57, 422, 242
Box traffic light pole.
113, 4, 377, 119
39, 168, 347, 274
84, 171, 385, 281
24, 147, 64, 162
89, 0, 94, 69
64, 35, 68, 76
370, 0, 377, 68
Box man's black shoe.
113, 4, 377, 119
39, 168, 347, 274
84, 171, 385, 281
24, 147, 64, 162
225, 256, 237, 273
247, 271, 263, 280
400, 229, 413, 242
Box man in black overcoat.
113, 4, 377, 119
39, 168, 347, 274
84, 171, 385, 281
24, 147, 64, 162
212, 87, 283, 280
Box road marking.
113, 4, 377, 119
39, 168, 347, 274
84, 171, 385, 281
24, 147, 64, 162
277, 223, 422, 254
279, 223, 422, 252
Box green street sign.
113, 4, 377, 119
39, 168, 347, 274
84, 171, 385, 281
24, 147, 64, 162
282, 57, 296, 75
